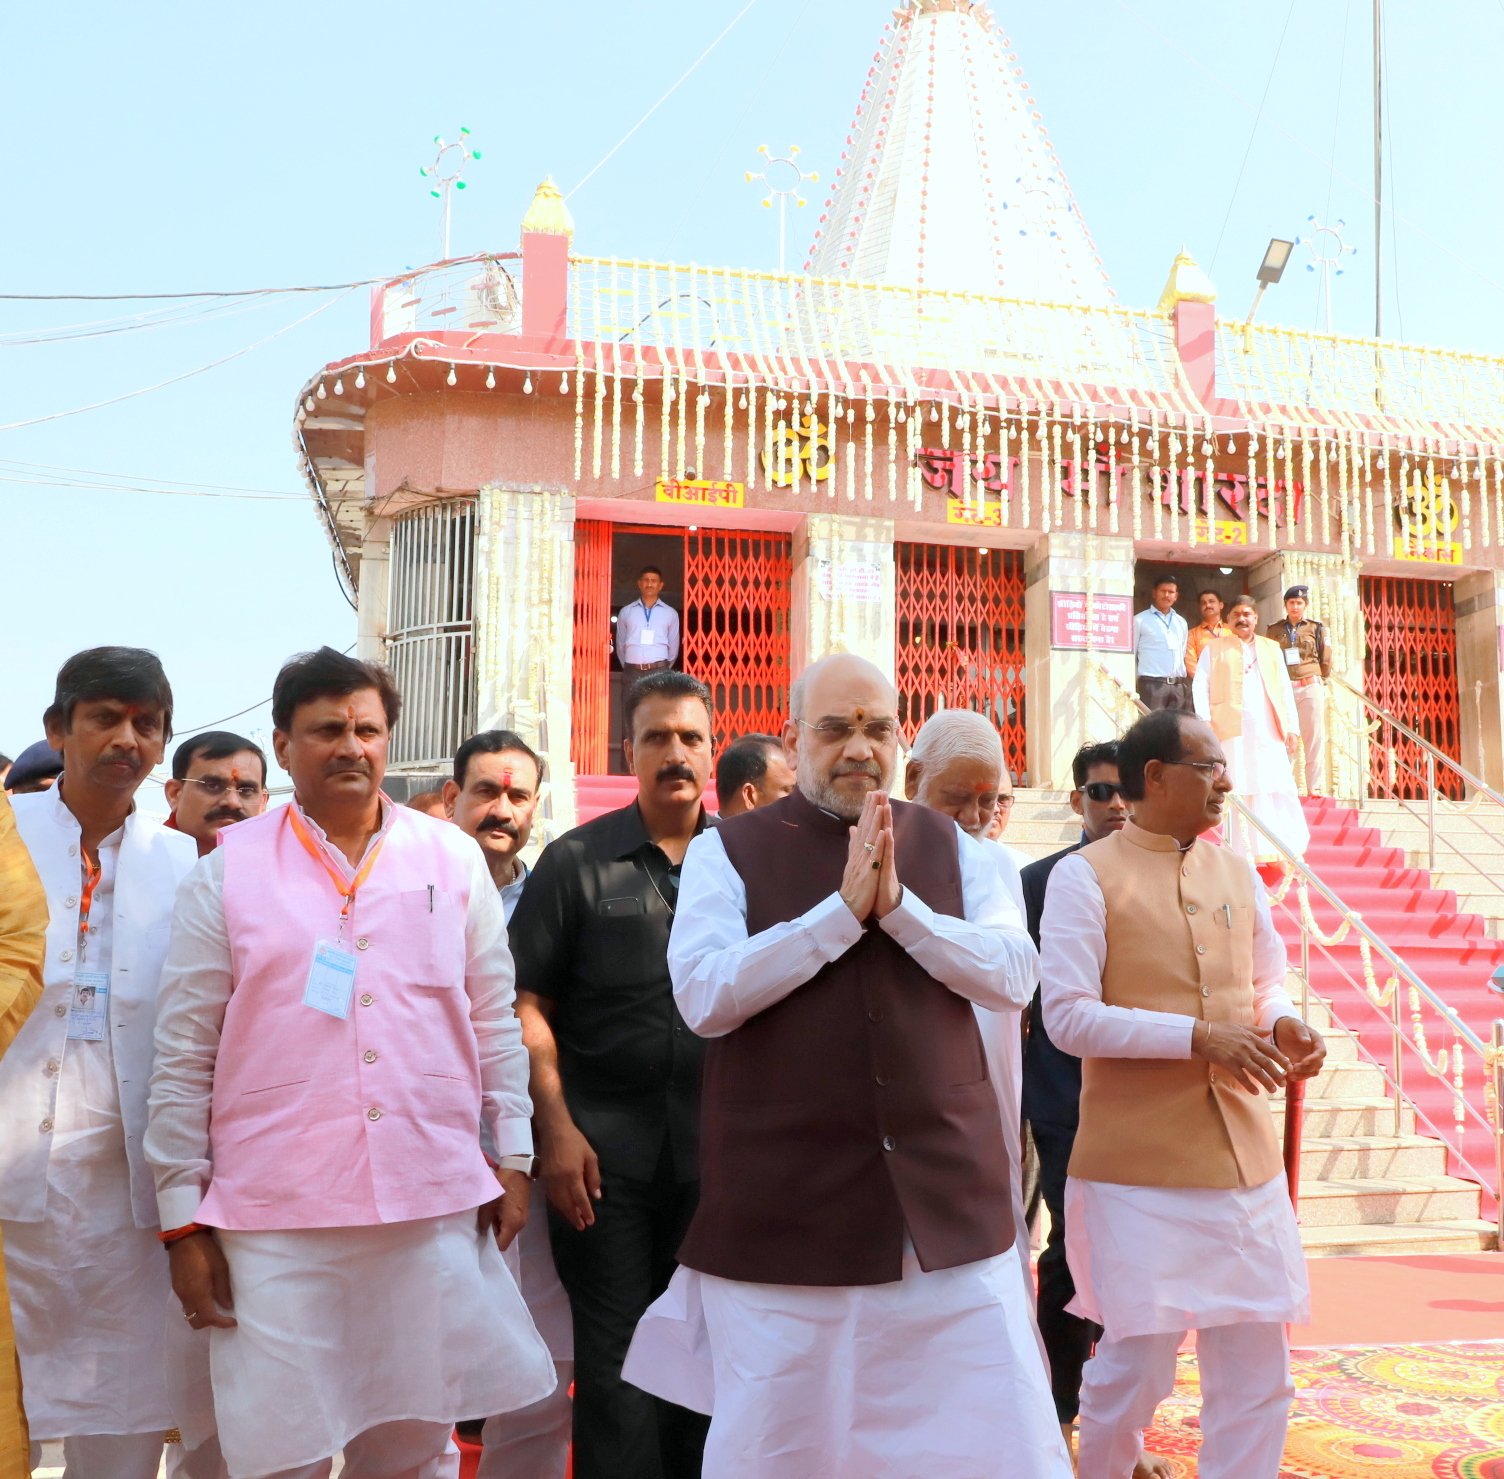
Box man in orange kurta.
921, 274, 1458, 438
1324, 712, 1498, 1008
0, 791, 46, 1478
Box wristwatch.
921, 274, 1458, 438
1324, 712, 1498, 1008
496, 1153, 539, 1178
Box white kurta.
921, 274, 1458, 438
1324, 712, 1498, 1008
626, 819, 1069, 1478
1039, 851, 1310, 1339
3, 822, 175, 1440
1193, 639, 1310, 864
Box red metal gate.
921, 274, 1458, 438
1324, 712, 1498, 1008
895, 543, 1027, 776
1360, 575, 1463, 799
682, 530, 793, 742
570, 520, 613, 775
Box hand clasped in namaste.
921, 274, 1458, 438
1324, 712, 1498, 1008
841, 790, 903, 922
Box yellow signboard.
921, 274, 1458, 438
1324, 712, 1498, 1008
946, 500, 1002, 527
655, 478, 745, 509
1392, 536, 1462, 565
1189, 518, 1248, 546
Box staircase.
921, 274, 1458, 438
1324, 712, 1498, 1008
1360, 796, 1504, 937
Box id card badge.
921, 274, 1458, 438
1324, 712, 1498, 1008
303, 940, 358, 1020
1284, 645, 1301, 667
67, 973, 110, 1041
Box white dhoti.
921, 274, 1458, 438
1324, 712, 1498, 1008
4, 1041, 172, 1450
1066, 1173, 1308, 1479
210, 1210, 555, 1479
625, 1244, 1071, 1478
477, 1199, 575, 1479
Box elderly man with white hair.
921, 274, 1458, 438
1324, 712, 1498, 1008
624, 655, 1069, 1477
903, 709, 1037, 1322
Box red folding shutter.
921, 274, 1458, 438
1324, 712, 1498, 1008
570, 520, 614, 775
682, 530, 792, 741
1360, 575, 1463, 799
895, 543, 1027, 777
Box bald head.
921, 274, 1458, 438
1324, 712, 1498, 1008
904, 710, 1009, 838
786, 654, 901, 820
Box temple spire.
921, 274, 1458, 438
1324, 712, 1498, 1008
807, 1, 1113, 305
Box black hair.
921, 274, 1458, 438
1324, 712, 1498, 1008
1196, 589, 1223, 602
1152, 573, 1179, 590
1116, 709, 1193, 801
624, 670, 712, 741
0, 753, 10, 771
270, 647, 401, 732
453, 729, 545, 789
638, 565, 665, 580
715, 733, 782, 798
1071, 739, 1121, 790
44, 647, 174, 741
172, 730, 267, 785
1227, 593, 1259, 615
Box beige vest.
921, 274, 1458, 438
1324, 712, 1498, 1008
1068, 822, 1284, 1190
1203, 632, 1294, 743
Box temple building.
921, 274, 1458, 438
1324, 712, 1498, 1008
291, 0, 1504, 826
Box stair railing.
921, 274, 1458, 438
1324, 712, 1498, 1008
1332, 675, 1504, 877
1089, 663, 1503, 1239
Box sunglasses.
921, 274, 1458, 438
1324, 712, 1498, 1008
1082, 781, 1124, 802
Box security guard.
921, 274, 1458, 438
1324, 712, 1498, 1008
1266, 585, 1332, 796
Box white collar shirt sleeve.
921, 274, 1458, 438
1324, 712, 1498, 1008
1133, 608, 1188, 678
616, 601, 681, 665
668, 820, 1037, 1040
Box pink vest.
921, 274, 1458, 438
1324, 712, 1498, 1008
198, 804, 501, 1230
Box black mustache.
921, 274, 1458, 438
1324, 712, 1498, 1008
324, 760, 370, 776
98, 751, 142, 772
656, 764, 697, 783
205, 807, 246, 824
478, 820, 520, 838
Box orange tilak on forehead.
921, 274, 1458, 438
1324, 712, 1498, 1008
229, 767, 241, 784
346, 704, 357, 722
854, 707, 865, 723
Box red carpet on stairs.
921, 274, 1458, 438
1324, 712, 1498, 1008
1274, 798, 1502, 1194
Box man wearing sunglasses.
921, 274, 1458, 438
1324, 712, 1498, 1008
164, 732, 270, 857
1040, 711, 1325, 1479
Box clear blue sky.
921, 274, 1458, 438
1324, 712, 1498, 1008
4, 0, 1501, 793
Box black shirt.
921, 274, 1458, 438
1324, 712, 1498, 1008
509, 801, 712, 1183
1020, 838, 1086, 1132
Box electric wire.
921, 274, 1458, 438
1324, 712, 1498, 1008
0, 289, 354, 431
566, 0, 760, 200
1210, 0, 1300, 271
1114, 0, 1504, 306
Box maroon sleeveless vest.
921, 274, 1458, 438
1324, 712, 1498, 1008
676, 789, 1014, 1286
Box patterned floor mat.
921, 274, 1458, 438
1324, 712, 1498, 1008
1144, 1342, 1504, 1477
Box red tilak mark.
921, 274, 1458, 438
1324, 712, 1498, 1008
229, 767, 241, 784
345, 704, 357, 722
501, 770, 513, 789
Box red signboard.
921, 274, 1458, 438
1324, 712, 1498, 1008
1050, 592, 1133, 652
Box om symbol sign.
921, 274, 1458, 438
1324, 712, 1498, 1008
763, 415, 834, 488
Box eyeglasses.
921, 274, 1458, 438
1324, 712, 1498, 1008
994, 794, 1016, 810
1164, 760, 1229, 782
796, 718, 900, 746
1082, 781, 1124, 802
184, 777, 264, 801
